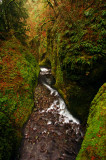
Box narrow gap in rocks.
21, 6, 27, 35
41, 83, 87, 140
18, 67, 84, 160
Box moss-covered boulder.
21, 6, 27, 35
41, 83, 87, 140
76, 83, 106, 160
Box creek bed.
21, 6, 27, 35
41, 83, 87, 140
19, 67, 84, 160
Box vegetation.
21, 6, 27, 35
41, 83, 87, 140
0, 0, 105, 159
77, 83, 106, 160
0, 0, 28, 43
0, 36, 39, 160
0, 1, 39, 159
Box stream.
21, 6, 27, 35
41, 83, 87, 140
19, 67, 83, 160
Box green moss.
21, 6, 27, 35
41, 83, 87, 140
55, 64, 63, 87
76, 83, 106, 160
0, 37, 39, 159
84, 8, 94, 17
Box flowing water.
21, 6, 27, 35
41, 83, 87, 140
18, 67, 83, 160
40, 67, 79, 125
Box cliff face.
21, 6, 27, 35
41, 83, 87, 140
0, 36, 39, 160
76, 83, 106, 160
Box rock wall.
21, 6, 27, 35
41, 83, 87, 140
0, 36, 40, 160
76, 83, 106, 160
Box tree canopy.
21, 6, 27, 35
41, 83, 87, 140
0, 0, 28, 40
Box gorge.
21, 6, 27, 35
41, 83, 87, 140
0, 0, 106, 160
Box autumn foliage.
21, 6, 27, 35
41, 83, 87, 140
0, 36, 39, 159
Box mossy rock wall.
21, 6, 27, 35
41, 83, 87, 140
76, 83, 106, 160
0, 37, 40, 160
